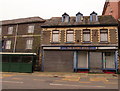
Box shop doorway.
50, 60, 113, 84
103, 52, 115, 69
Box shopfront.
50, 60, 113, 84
42, 46, 118, 73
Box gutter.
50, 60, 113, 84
41, 24, 118, 28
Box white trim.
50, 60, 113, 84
0, 52, 37, 55
97, 47, 117, 49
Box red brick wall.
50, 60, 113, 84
103, 1, 120, 20
104, 2, 118, 19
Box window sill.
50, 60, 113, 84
51, 42, 60, 44
65, 42, 74, 44
99, 42, 109, 44
82, 42, 91, 44
26, 49, 32, 50
4, 49, 11, 50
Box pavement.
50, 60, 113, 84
0, 72, 119, 90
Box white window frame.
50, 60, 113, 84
5, 40, 11, 49
83, 29, 90, 42
8, 27, 13, 34
28, 25, 34, 33
100, 29, 108, 42
76, 15, 83, 22
90, 14, 98, 22
52, 30, 60, 42
66, 30, 74, 42
26, 39, 33, 49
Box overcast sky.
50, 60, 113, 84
0, 0, 106, 20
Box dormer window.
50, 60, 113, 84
90, 11, 98, 22
76, 12, 83, 22
62, 13, 70, 22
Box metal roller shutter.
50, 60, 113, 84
44, 51, 74, 72
90, 52, 102, 72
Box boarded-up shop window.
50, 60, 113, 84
5, 40, 11, 49
26, 39, 33, 49
100, 29, 108, 42
52, 30, 59, 42
28, 25, 34, 33
66, 30, 74, 42
8, 27, 13, 34
83, 29, 90, 42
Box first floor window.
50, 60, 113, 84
52, 30, 59, 42
5, 40, 11, 49
8, 27, 13, 34
28, 25, 34, 33
100, 29, 108, 42
66, 30, 74, 42
26, 39, 33, 49
83, 29, 90, 42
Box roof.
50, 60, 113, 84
76, 12, 83, 16
1, 17, 45, 25
41, 15, 118, 28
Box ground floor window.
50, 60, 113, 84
103, 52, 115, 69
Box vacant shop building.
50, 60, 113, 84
41, 12, 118, 73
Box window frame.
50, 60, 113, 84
5, 40, 12, 49
100, 29, 108, 42
90, 14, 98, 22
52, 30, 60, 43
76, 15, 83, 22
62, 15, 70, 22
28, 25, 34, 33
8, 27, 13, 34
82, 29, 91, 42
66, 30, 74, 43
26, 39, 33, 49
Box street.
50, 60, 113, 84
0, 72, 119, 90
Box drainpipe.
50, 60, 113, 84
13, 24, 18, 52
118, 19, 120, 73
